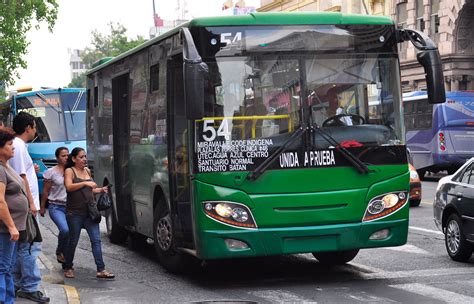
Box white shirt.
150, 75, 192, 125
8, 137, 39, 209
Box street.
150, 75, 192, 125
35, 175, 474, 304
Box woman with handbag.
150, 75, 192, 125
40, 147, 69, 265
63, 147, 114, 279
0, 127, 29, 304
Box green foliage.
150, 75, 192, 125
67, 72, 86, 88
0, 0, 59, 86
81, 22, 147, 67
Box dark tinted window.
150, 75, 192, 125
404, 99, 433, 130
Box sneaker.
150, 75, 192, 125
16, 290, 50, 303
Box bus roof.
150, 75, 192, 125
86, 12, 394, 75
403, 91, 474, 102
12, 88, 85, 99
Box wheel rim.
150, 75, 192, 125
156, 216, 172, 251
446, 219, 461, 254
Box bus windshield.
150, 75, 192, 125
196, 54, 403, 173
16, 91, 86, 142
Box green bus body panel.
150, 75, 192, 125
188, 12, 394, 27
196, 219, 408, 259
194, 164, 408, 194
86, 12, 394, 75
193, 167, 409, 259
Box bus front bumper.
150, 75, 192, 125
196, 218, 408, 259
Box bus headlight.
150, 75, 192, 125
363, 191, 408, 222
202, 201, 257, 229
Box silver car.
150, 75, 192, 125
433, 157, 474, 262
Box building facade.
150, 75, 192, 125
68, 49, 88, 81
258, 0, 474, 92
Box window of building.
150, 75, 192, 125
397, 2, 408, 27
416, 0, 425, 31
430, 0, 440, 34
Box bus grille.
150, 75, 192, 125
42, 159, 57, 168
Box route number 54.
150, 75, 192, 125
202, 119, 231, 142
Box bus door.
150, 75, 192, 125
112, 73, 134, 226
167, 55, 193, 244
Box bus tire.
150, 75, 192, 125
153, 202, 200, 273
312, 249, 359, 265
106, 207, 128, 244
445, 214, 472, 262
410, 199, 421, 207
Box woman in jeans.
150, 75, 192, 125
0, 127, 28, 304
63, 147, 114, 279
40, 147, 69, 264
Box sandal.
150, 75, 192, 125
96, 270, 115, 279
64, 269, 75, 278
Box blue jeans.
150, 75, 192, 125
0, 233, 18, 304
65, 213, 105, 272
48, 204, 69, 256
13, 241, 41, 293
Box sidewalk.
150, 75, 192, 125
15, 253, 78, 304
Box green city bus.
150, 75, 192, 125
86, 12, 445, 272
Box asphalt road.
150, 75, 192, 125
37, 175, 474, 303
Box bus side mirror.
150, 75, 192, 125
181, 27, 208, 120
417, 49, 445, 104
398, 28, 446, 104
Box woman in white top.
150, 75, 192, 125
40, 147, 69, 264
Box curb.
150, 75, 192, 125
38, 253, 81, 304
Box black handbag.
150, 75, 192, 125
97, 191, 112, 211
87, 201, 102, 223
24, 212, 43, 253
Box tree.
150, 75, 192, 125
0, 0, 59, 86
81, 22, 146, 67
67, 22, 146, 88
68, 73, 86, 88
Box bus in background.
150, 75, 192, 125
1, 87, 87, 192
87, 12, 445, 273
403, 91, 474, 178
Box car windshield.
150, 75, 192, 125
16, 91, 86, 142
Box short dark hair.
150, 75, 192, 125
55, 146, 69, 158
12, 111, 36, 135
0, 127, 16, 148
66, 147, 85, 168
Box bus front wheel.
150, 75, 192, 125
153, 203, 200, 273
312, 249, 359, 265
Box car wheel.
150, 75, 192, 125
445, 214, 472, 262
153, 200, 200, 273
312, 249, 359, 265
410, 199, 421, 207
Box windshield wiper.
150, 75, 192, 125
312, 124, 370, 174
35, 93, 62, 114
67, 104, 75, 125
247, 123, 307, 181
